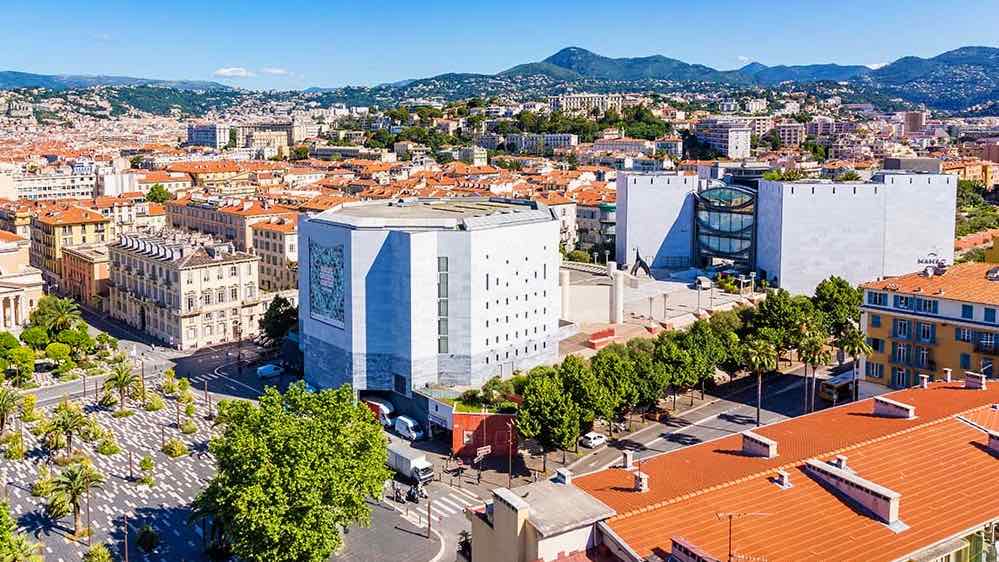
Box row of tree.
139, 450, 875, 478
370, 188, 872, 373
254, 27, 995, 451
516, 276, 869, 469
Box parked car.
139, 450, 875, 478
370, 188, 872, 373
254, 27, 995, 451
580, 432, 607, 448
394, 415, 425, 441
256, 363, 283, 380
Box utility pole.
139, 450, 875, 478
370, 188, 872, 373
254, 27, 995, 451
716, 512, 769, 562
507, 421, 514, 488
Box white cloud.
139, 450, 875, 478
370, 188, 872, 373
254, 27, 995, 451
260, 67, 290, 76
737, 55, 750, 63
866, 63, 887, 70
212, 67, 256, 78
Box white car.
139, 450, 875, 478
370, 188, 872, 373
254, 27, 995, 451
580, 432, 607, 448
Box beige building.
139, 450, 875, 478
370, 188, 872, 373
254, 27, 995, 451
166, 197, 297, 251
250, 216, 298, 293
0, 231, 43, 331
775, 121, 807, 146
62, 245, 110, 312
29, 205, 112, 286
108, 230, 261, 351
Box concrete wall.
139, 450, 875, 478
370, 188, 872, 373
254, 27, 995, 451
616, 173, 698, 269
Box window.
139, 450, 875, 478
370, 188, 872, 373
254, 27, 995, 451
393, 374, 408, 395
893, 295, 912, 310
865, 362, 884, 378
917, 347, 929, 368
870, 314, 881, 328
892, 319, 910, 339
916, 298, 938, 314
956, 327, 972, 342
231, 287, 238, 301
437, 257, 448, 354
867, 291, 887, 306
867, 338, 884, 353
918, 322, 934, 343
961, 304, 974, 320
987, 308, 996, 324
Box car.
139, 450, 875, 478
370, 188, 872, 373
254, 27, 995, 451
256, 363, 283, 380
580, 432, 607, 448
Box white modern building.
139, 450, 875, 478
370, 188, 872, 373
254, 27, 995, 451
615, 172, 702, 269
756, 172, 956, 294
16, 173, 96, 200
299, 198, 561, 402
506, 133, 578, 154
694, 119, 751, 159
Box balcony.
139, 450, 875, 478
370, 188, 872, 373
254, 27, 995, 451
974, 341, 997, 355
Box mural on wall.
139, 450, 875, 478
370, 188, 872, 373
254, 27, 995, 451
309, 240, 345, 328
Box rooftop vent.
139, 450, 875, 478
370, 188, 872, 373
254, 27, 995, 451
919, 374, 930, 389
553, 468, 572, 486
987, 267, 999, 282
775, 469, 792, 489
965, 371, 987, 390
622, 450, 634, 469
944, 368, 953, 382
831, 455, 849, 471
804, 459, 905, 531
634, 471, 649, 493
741, 430, 778, 459
873, 396, 916, 419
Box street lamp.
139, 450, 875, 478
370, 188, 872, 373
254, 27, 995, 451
234, 323, 243, 376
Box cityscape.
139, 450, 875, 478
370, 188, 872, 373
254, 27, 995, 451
0, 2, 998, 561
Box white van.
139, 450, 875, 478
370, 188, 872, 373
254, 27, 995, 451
394, 415, 424, 441
363, 398, 395, 427
256, 364, 283, 380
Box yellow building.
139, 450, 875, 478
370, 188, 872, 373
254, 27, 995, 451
29, 205, 112, 286
860, 262, 999, 388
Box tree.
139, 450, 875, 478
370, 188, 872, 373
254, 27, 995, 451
516, 368, 579, 472
0, 500, 41, 562
47, 400, 88, 455
838, 325, 872, 403
0, 387, 20, 435
558, 355, 608, 432
145, 183, 172, 203
103, 363, 138, 412
291, 145, 310, 160
57, 325, 95, 359
29, 296, 81, 336
19, 327, 48, 351
45, 342, 72, 366
626, 339, 669, 412
259, 296, 298, 343
50, 462, 105, 537
744, 338, 777, 427
192, 382, 389, 562
0, 332, 18, 356
813, 276, 861, 340
835, 170, 862, 182
8, 347, 35, 387
590, 345, 637, 431
798, 331, 831, 413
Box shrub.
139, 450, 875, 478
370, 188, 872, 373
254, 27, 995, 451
144, 393, 165, 412
29, 415, 48, 436
31, 465, 54, 497
179, 388, 195, 404
111, 409, 134, 419
53, 449, 88, 466
96, 437, 121, 456
97, 392, 118, 409
79, 418, 104, 443
20, 393, 38, 422
3, 431, 25, 460
566, 249, 592, 263
184, 402, 195, 417
459, 389, 481, 405
180, 419, 197, 435
136, 525, 159, 553
496, 401, 519, 414
160, 369, 178, 395
139, 454, 155, 486
83, 543, 113, 562
177, 377, 191, 393
161, 438, 188, 458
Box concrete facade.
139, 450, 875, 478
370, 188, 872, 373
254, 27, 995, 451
299, 198, 561, 399
615, 172, 701, 269
756, 172, 956, 294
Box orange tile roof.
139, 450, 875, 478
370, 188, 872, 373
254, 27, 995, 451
574, 382, 999, 561
861, 262, 999, 306
251, 216, 298, 233
0, 230, 24, 243
166, 160, 241, 174
36, 206, 109, 226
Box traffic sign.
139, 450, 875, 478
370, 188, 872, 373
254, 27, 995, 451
476, 445, 492, 457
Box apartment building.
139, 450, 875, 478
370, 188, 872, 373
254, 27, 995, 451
505, 134, 579, 155
458, 146, 488, 167
30, 206, 112, 286
16, 173, 97, 200
860, 262, 999, 388
251, 216, 298, 292
775, 121, 807, 146
62, 245, 110, 311
547, 93, 625, 115
166, 197, 297, 251
0, 203, 33, 239
469, 382, 999, 562
575, 200, 616, 254
186, 123, 229, 149
694, 118, 751, 159
744, 98, 768, 113
108, 231, 261, 351
165, 161, 243, 187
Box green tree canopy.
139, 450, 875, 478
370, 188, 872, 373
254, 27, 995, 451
0, 499, 41, 561
591, 344, 638, 420
44, 342, 72, 365
145, 183, 172, 203
558, 355, 609, 430
8, 347, 35, 387
19, 326, 49, 351
29, 296, 81, 337
193, 383, 390, 562
260, 296, 298, 343
516, 367, 580, 471
813, 276, 861, 339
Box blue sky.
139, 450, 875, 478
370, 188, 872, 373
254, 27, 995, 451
1, 0, 996, 90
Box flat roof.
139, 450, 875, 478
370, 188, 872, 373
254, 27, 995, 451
310, 197, 554, 231
503, 479, 616, 537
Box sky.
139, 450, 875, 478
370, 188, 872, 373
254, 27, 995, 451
1, 0, 997, 90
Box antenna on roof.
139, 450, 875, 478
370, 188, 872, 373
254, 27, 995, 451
715, 512, 770, 562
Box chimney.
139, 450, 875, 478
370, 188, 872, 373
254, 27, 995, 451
831, 455, 849, 470
944, 368, 952, 382
804, 459, 903, 529
634, 471, 649, 493
775, 469, 792, 489
873, 396, 916, 419
741, 430, 778, 459
919, 374, 929, 389
965, 371, 987, 390
553, 468, 572, 486
622, 450, 634, 469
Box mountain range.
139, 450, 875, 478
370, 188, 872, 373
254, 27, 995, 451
0, 71, 229, 91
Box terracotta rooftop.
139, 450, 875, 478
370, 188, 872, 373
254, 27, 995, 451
35, 206, 109, 226
573, 381, 999, 561
861, 262, 999, 306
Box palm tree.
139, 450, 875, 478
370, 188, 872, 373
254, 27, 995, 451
745, 338, 778, 427
0, 386, 21, 434
50, 462, 104, 537
799, 332, 832, 412
104, 363, 138, 412
48, 401, 88, 455
5, 533, 42, 561
35, 296, 81, 335
838, 325, 873, 403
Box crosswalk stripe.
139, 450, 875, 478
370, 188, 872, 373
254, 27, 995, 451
431, 502, 458, 516
445, 493, 474, 506
434, 496, 464, 513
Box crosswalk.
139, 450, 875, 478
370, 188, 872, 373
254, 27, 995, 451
397, 485, 481, 526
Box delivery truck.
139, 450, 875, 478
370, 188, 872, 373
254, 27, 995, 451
387, 442, 434, 484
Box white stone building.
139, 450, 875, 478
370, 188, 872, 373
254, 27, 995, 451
615, 172, 702, 269
16, 173, 96, 200
299, 198, 561, 400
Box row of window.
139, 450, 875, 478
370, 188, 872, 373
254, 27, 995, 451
868, 291, 999, 324
483, 341, 548, 365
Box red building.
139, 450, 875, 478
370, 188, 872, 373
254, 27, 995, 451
451, 412, 517, 459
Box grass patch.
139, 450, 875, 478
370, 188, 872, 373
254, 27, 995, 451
111, 409, 134, 418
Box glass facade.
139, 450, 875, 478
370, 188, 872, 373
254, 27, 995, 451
695, 185, 756, 265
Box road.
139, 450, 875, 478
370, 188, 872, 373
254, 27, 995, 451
570, 369, 818, 474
